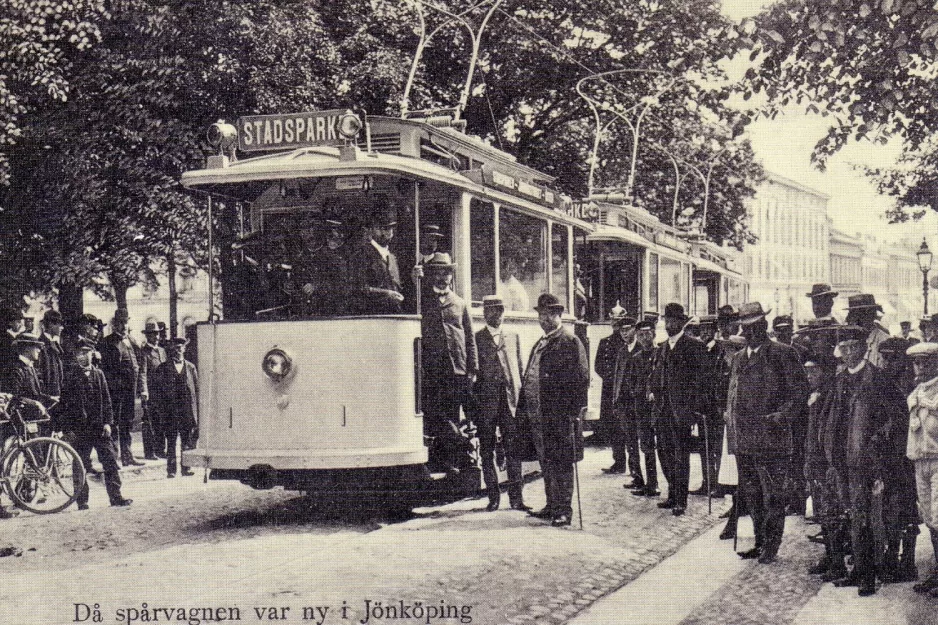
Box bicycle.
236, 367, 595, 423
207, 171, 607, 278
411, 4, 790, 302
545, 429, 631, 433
0, 393, 86, 514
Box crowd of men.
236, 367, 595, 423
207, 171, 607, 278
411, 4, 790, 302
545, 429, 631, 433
591, 284, 938, 598
0, 307, 199, 517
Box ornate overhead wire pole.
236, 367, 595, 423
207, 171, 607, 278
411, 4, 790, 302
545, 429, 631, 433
676, 139, 728, 235
399, 0, 504, 120
648, 142, 691, 227
575, 68, 678, 199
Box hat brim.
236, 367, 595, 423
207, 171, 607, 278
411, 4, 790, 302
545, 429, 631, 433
424, 263, 456, 271
13, 339, 43, 347
534, 305, 565, 313
663, 314, 689, 322
739, 308, 771, 325
424, 232, 445, 238
845, 304, 882, 311
807, 290, 838, 298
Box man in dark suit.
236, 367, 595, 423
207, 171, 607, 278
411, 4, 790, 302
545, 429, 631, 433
474, 295, 528, 511
55, 338, 131, 509
521, 293, 589, 527
6, 333, 57, 408
349, 200, 404, 314
419, 252, 478, 477
140, 321, 168, 460
627, 318, 659, 497
151, 338, 199, 478
594, 304, 627, 455
610, 314, 641, 483
38, 310, 65, 403
725, 302, 808, 564
99, 308, 148, 466
0, 307, 24, 387
649, 303, 705, 516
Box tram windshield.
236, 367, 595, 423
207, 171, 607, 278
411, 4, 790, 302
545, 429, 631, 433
215, 175, 458, 320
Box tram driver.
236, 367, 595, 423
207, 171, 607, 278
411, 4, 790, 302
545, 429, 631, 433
292, 213, 350, 317
349, 199, 404, 314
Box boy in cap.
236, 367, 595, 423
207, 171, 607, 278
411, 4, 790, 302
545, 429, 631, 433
56, 338, 132, 509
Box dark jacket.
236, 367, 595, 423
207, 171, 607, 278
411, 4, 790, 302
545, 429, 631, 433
7, 359, 55, 408
38, 334, 65, 398
139, 342, 167, 392
99, 332, 146, 396
421, 290, 478, 378
151, 359, 199, 431
650, 334, 705, 426
519, 328, 589, 464
726, 340, 808, 456
595, 331, 625, 411
474, 327, 522, 420
612, 341, 638, 407
348, 240, 402, 314
627, 345, 655, 418
0, 330, 18, 389
804, 381, 834, 474
56, 364, 113, 433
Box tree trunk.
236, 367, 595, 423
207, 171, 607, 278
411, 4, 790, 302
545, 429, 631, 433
167, 254, 178, 339
112, 280, 128, 310
57, 282, 84, 328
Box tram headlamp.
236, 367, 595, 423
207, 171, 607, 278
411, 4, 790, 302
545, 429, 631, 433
262, 348, 293, 382
338, 112, 363, 140
207, 120, 238, 156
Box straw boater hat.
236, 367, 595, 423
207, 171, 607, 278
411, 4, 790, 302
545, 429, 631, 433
738, 302, 771, 325
907, 342, 938, 358
423, 252, 456, 271
806, 283, 839, 299
422, 224, 445, 239
12, 332, 43, 347
534, 293, 565, 313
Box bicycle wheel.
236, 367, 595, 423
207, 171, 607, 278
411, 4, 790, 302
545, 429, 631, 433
5, 437, 86, 514
0, 435, 19, 499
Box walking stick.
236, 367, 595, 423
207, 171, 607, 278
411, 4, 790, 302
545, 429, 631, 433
573, 408, 586, 530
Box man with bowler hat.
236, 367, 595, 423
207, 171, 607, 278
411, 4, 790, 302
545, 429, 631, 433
649, 303, 705, 516
350, 198, 404, 314
594, 303, 628, 452
99, 308, 147, 466
140, 321, 168, 459
152, 337, 199, 478
419, 252, 478, 477
726, 302, 808, 563
56, 338, 132, 509
474, 295, 528, 511
521, 293, 589, 527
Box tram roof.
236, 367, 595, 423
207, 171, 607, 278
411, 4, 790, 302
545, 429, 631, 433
181, 145, 592, 230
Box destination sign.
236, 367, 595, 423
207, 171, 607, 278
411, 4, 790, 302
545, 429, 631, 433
238, 110, 351, 152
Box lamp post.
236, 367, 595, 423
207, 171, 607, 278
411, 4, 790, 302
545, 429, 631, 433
918, 238, 933, 316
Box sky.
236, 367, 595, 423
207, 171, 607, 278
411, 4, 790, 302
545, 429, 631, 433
718, 0, 938, 248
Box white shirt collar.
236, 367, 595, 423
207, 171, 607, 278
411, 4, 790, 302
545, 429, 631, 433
7, 329, 18, 338
486, 325, 502, 338
847, 360, 867, 375
707, 339, 717, 351
747, 343, 764, 358
43, 332, 59, 344
370, 238, 390, 261
628, 338, 637, 352
18, 354, 33, 367
542, 325, 563, 341
667, 331, 684, 349
433, 287, 450, 296
173, 361, 185, 373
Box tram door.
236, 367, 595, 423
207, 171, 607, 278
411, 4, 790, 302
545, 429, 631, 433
601, 250, 642, 318
693, 271, 720, 316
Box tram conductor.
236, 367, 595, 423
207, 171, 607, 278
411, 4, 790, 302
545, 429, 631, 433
521, 293, 589, 527
419, 252, 478, 476
474, 295, 528, 511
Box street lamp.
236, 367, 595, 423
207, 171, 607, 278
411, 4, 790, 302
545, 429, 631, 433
917, 238, 933, 316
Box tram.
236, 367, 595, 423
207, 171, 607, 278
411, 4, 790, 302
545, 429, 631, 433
570, 194, 748, 418
180, 109, 592, 505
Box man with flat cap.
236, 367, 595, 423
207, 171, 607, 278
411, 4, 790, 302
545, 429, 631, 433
474, 295, 528, 511
649, 303, 705, 516
845, 294, 890, 368
350, 198, 404, 314
726, 302, 808, 563
693, 314, 726, 496
419, 224, 446, 264
627, 318, 660, 497
610, 311, 641, 480
151, 337, 199, 478
100, 308, 147, 466
520, 293, 589, 527
140, 321, 168, 460
420, 252, 478, 479
56, 337, 132, 509
594, 302, 629, 454
773, 314, 809, 514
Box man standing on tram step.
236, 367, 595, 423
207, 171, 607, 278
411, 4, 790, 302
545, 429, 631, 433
691, 315, 724, 497
593, 303, 628, 456
906, 342, 938, 597
56, 338, 132, 509
349, 198, 403, 315
152, 337, 199, 478
845, 294, 890, 368
649, 303, 704, 516
474, 295, 529, 512
725, 302, 808, 564
0, 307, 25, 388
418, 252, 478, 478
521, 293, 589, 527
140, 321, 168, 460
100, 308, 147, 467
627, 318, 660, 497
611, 314, 642, 485
419, 224, 446, 264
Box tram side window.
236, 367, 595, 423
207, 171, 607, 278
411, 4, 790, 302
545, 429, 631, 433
552, 224, 569, 310
660, 257, 686, 309
469, 199, 496, 302
499, 209, 547, 312
648, 253, 659, 313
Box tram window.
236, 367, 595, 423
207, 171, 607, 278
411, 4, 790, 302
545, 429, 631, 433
551, 224, 569, 309
469, 199, 496, 302
499, 208, 547, 312
648, 253, 659, 313
660, 257, 684, 309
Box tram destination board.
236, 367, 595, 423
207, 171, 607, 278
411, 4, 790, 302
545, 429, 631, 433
238, 110, 350, 152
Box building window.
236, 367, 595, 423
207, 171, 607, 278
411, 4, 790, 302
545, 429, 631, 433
648, 253, 659, 312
